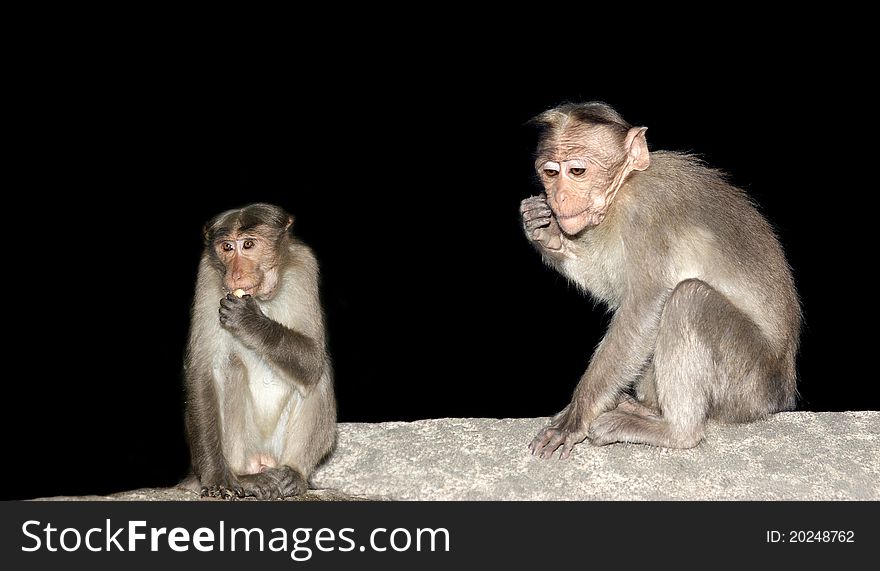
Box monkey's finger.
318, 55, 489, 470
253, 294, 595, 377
220, 300, 247, 313
273, 469, 295, 491
529, 429, 562, 458
529, 429, 552, 450
522, 212, 553, 228
519, 199, 537, 212
558, 440, 576, 460
528, 437, 543, 454
220, 297, 241, 309
522, 206, 552, 220
524, 216, 552, 230
522, 203, 553, 218
520, 202, 551, 217
538, 433, 567, 459
540, 427, 577, 459
202, 485, 232, 499
519, 196, 549, 213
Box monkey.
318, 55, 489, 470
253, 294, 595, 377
521, 102, 800, 458
181, 203, 336, 499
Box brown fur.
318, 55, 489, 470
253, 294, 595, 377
182, 203, 336, 498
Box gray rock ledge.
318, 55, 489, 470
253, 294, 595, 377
36, 412, 879, 501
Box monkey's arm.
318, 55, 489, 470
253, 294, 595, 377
219, 294, 324, 392
183, 359, 242, 498
530, 291, 665, 459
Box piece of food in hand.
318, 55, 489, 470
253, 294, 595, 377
233, 289, 247, 298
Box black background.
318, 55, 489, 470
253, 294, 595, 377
5, 41, 875, 500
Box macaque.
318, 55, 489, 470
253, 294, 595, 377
182, 203, 336, 498
521, 102, 800, 457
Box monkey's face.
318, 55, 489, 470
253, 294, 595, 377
213, 233, 282, 300
535, 123, 650, 235
538, 156, 621, 235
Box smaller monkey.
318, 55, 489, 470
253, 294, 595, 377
182, 203, 336, 499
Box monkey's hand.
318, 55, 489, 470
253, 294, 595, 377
520, 194, 565, 254
219, 293, 267, 343
529, 407, 589, 460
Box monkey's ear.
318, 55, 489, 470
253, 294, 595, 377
624, 127, 650, 171
285, 215, 295, 231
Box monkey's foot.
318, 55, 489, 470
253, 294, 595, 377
615, 395, 660, 418
200, 484, 244, 500
529, 425, 588, 460
239, 466, 307, 500
588, 410, 702, 448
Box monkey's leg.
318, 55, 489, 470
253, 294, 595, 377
589, 278, 778, 448
634, 362, 660, 411
585, 394, 661, 445
530, 293, 666, 459
238, 466, 308, 500
238, 377, 336, 500
185, 366, 244, 500
615, 394, 660, 418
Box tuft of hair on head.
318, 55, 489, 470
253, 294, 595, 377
529, 101, 631, 130
236, 203, 293, 232
529, 102, 634, 158
203, 203, 294, 243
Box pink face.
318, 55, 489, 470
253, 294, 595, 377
538, 156, 618, 234
536, 124, 650, 235
214, 231, 281, 300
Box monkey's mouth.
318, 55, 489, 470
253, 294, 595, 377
227, 286, 256, 296
556, 210, 605, 233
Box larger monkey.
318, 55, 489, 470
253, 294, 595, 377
522, 103, 800, 457
183, 203, 335, 498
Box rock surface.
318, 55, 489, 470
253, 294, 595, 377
36, 412, 879, 501
38, 488, 373, 502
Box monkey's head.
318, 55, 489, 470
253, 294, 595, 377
204, 203, 294, 301
531, 102, 650, 235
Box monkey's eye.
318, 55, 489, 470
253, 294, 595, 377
243, 240, 255, 250
221, 242, 234, 252
569, 167, 586, 176
540, 161, 560, 178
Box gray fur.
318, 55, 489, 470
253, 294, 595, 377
523, 103, 800, 456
